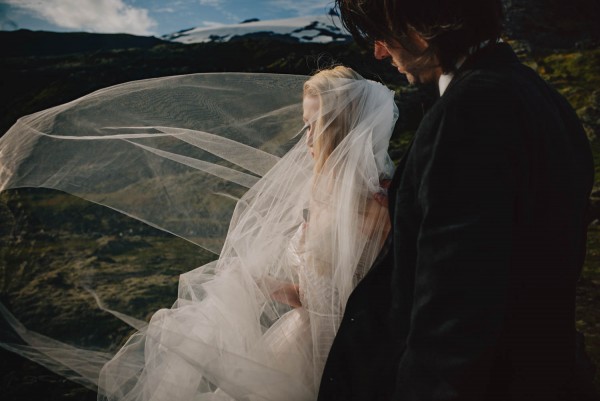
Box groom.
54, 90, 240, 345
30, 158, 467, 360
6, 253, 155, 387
319, 1, 598, 400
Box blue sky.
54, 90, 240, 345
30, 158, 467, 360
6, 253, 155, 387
0, 0, 334, 36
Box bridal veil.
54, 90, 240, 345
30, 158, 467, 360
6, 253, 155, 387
0, 70, 398, 400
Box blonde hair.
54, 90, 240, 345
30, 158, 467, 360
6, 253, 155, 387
303, 66, 365, 174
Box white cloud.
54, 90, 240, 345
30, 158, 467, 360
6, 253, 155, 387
3, 0, 157, 35
201, 20, 225, 27
199, 0, 223, 6
268, 0, 331, 16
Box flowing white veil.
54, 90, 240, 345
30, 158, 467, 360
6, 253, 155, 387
0, 71, 397, 400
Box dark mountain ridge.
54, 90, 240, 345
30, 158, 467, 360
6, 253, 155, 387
0, 29, 168, 57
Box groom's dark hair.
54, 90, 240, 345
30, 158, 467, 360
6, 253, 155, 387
335, 0, 504, 72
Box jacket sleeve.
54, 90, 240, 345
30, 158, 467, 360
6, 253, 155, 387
393, 95, 518, 400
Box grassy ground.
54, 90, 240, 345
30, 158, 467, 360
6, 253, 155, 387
0, 189, 217, 400
533, 46, 600, 387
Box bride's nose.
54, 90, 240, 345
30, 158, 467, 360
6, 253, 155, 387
305, 129, 313, 148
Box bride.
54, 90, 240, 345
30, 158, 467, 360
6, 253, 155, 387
0, 66, 398, 400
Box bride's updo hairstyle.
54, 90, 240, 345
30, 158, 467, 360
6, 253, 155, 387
303, 66, 364, 174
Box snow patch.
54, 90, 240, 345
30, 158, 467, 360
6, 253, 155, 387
163, 15, 351, 44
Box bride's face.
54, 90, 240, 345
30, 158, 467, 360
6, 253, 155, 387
302, 95, 319, 159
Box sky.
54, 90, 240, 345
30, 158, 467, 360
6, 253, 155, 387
0, 0, 334, 36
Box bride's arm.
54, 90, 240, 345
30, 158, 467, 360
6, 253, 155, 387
262, 222, 306, 308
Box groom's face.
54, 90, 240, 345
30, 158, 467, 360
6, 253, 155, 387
374, 38, 441, 85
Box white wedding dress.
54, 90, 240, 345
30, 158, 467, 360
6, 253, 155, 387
0, 73, 398, 401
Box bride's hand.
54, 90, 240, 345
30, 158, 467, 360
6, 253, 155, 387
270, 283, 302, 308
373, 179, 391, 208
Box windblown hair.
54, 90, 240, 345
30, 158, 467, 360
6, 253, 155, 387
335, 0, 504, 72
303, 66, 364, 174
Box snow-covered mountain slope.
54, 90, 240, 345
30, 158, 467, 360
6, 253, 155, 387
163, 15, 351, 44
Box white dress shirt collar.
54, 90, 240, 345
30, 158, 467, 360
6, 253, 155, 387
438, 72, 455, 96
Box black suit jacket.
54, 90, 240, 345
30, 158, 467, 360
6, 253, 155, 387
317, 43, 596, 401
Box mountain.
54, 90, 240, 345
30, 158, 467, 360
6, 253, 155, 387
0, 29, 168, 57
163, 15, 351, 44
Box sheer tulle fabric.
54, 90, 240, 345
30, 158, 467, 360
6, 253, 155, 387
0, 73, 397, 400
